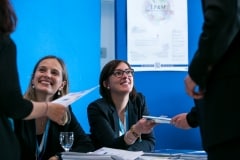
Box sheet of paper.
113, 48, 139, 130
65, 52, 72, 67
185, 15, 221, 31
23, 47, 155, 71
92, 147, 144, 160
140, 149, 207, 160
139, 156, 171, 160
61, 152, 114, 160
142, 115, 171, 124
52, 85, 99, 107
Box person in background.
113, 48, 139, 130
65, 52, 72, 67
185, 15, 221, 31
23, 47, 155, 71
87, 59, 156, 152
14, 55, 95, 160
0, 1, 67, 159
183, 1, 240, 159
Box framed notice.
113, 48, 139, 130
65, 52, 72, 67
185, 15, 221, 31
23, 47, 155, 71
127, 0, 188, 71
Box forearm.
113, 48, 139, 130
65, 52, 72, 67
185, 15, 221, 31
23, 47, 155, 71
24, 102, 67, 126
24, 101, 48, 119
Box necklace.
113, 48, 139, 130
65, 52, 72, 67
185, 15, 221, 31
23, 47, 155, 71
41, 119, 45, 127
36, 117, 47, 135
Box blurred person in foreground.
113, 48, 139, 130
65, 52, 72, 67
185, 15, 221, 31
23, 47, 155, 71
0, 1, 66, 159
179, 1, 240, 159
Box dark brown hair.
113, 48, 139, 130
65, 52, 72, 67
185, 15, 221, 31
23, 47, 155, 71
0, 0, 17, 34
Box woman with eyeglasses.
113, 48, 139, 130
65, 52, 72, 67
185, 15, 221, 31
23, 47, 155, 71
87, 59, 156, 152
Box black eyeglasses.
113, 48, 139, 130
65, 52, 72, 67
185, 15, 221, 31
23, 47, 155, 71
112, 69, 134, 78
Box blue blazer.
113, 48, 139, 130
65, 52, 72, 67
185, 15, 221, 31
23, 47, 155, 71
87, 93, 156, 152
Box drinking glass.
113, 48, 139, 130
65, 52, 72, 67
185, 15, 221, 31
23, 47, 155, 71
59, 132, 74, 152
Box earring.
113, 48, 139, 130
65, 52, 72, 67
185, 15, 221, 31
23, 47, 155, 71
107, 86, 110, 89
32, 84, 35, 89
57, 90, 61, 96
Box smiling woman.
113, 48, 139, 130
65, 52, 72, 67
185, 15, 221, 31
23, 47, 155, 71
87, 59, 157, 152
14, 55, 95, 160
11, 0, 101, 137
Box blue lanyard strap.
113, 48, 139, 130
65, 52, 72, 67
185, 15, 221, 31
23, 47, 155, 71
36, 120, 50, 160
119, 108, 128, 136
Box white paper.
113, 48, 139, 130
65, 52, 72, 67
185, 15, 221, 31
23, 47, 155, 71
61, 152, 114, 160
142, 115, 171, 124
92, 147, 144, 160
140, 150, 207, 160
52, 85, 99, 107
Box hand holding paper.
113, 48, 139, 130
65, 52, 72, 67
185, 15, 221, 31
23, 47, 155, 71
142, 115, 171, 124
52, 85, 99, 107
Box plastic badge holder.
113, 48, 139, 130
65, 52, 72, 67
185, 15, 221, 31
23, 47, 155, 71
142, 115, 171, 124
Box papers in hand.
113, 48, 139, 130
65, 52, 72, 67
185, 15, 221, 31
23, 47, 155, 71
142, 115, 171, 124
52, 85, 99, 107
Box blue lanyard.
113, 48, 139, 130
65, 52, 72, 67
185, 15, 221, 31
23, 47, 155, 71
36, 120, 50, 160
119, 108, 128, 136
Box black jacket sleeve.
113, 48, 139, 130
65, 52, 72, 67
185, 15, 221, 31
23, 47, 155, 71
186, 99, 205, 128
186, 106, 199, 128
189, 1, 240, 89
0, 34, 33, 119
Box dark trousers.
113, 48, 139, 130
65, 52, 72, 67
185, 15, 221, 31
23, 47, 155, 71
207, 137, 240, 160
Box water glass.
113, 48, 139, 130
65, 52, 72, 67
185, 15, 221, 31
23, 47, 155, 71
59, 132, 74, 152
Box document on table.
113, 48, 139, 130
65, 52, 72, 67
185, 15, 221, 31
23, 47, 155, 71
142, 115, 171, 124
92, 147, 144, 160
52, 85, 99, 107
61, 152, 114, 160
139, 149, 207, 160
61, 148, 207, 160
61, 147, 144, 160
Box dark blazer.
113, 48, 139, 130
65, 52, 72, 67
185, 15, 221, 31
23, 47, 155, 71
186, 99, 205, 128
0, 34, 33, 160
87, 93, 155, 152
188, 0, 240, 151
14, 107, 95, 160
189, 0, 240, 88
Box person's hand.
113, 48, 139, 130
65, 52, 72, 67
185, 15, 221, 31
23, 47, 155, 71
171, 113, 191, 129
47, 102, 68, 126
124, 118, 156, 145
184, 75, 204, 99
135, 118, 157, 134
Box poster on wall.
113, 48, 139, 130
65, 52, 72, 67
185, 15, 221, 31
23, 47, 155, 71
127, 0, 188, 71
